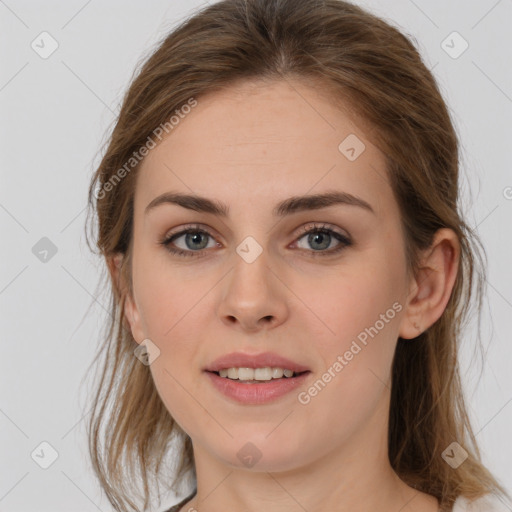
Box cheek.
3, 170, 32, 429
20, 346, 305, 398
313, 257, 405, 350
302, 251, 406, 406
293, 279, 403, 453
135, 266, 209, 432
134, 253, 206, 339
132, 255, 210, 375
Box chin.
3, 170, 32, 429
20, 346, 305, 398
211, 432, 308, 473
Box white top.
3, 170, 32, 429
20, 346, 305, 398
165, 493, 511, 512
452, 494, 511, 511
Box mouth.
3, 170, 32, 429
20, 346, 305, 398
206, 367, 310, 383
203, 351, 312, 404
204, 368, 312, 406
203, 350, 311, 374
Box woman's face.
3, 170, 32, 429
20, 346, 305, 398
125, 79, 414, 472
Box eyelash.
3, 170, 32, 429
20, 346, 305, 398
159, 222, 352, 258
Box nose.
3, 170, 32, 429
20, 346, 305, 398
217, 247, 289, 333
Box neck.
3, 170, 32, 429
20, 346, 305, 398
184, 397, 437, 512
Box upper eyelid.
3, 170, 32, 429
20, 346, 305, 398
164, 223, 219, 242
296, 222, 349, 238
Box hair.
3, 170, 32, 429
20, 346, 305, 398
84, 0, 510, 511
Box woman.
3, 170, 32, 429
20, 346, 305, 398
85, 1, 511, 511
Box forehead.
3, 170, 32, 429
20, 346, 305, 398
135, 79, 393, 219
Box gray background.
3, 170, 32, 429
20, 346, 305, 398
1, 0, 511, 511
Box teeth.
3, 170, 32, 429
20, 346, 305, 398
216, 367, 299, 381
271, 367, 284, 378
226, 368, 238, 379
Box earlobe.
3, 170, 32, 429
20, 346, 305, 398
399, 228, 460, 340
124, 292, 145, 344
107, 252, 145, 344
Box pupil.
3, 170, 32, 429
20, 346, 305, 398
309, 232, 330, 250
186, 232, 207, 250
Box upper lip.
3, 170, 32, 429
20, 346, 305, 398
203, 351, 311, 373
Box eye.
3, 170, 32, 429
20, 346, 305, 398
160, 224, 219, 258
293, 223, 352, 256
159, 222, 352, 258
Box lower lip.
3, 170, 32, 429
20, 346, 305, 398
204, 371, 311, 405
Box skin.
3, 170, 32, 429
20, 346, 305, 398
115, 79, 459, 512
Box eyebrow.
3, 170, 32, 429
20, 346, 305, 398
144, 190, 375, 217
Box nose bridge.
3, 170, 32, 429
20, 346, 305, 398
229, 237, 273, 304
217, 235, 288, 330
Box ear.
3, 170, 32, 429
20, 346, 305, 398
107, 253, 145, 344
398, 228, 460, 339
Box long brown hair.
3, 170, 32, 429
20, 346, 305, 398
85, 1, 510, 511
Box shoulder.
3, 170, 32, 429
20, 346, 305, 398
452, 494, 512, 512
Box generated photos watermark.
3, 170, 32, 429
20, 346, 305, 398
95, 97, 198, 200
297, 301, 403, 405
